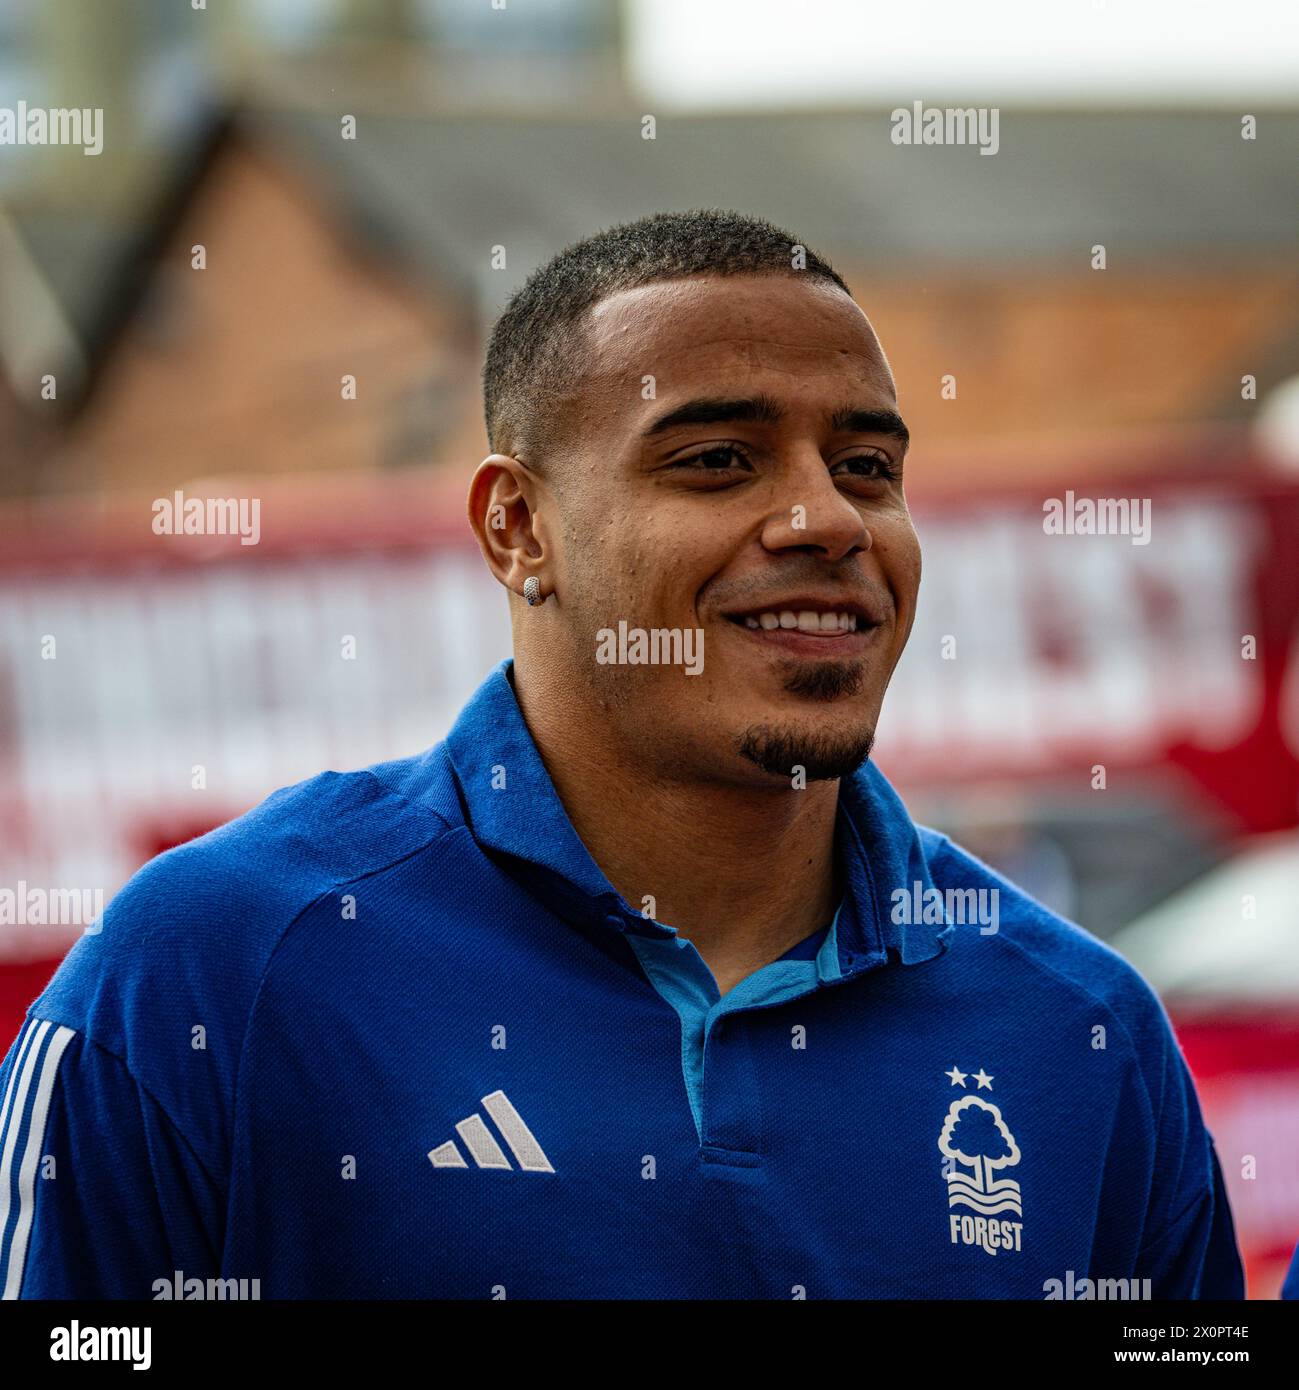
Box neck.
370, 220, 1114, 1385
513, 663, 842, 992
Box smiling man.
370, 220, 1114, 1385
472, 232, 920, 996
2, 210, 1243, 1300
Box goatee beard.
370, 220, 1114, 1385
735, 657, 873, 779
736, 724, 875, 781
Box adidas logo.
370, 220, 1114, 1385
428, 1090, 554, 1173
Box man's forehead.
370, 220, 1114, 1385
581, 274, 893, 395
586, 273, 877, 351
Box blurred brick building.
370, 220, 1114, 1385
4, 101, 1299, 499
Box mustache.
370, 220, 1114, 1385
706, 565, 894, 621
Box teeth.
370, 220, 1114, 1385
740, 609, 861, 632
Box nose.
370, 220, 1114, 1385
758, 456, 872, 564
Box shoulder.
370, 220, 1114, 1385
28, 747, 464, 1161
43, 749, 462, 1019
917, 825, 1180, 1075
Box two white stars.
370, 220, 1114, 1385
945, 1066, 993, 1090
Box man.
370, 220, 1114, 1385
2, 210, 1242, 1299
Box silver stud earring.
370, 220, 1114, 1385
523, 576, 545, 606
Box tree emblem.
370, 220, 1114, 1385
938, 1095, 1023, 1214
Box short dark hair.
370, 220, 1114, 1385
482, 208, 853, 469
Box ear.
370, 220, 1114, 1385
467, 454, 552, 600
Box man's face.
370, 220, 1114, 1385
538, 271, 921, 787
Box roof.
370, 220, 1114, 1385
7, 103, 1299, 413
250, 104, 1299, 315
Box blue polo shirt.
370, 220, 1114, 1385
1, 659, 1243, 1298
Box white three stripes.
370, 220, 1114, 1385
429, 1090, 554, 1173
0, 1018, 76, 1298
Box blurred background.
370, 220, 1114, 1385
1, 0, 1297, 1294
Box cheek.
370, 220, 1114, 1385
567, 523, 679, 621
872, 516, 922, 599
619, 522, 717, 618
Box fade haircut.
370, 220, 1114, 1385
482, 208, 853, 472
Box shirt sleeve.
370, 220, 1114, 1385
0, 1015, 224, 1299
1133, 1023, 1245, 1300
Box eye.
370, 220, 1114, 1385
667, 443, 754, 473
831, 453, 901, 482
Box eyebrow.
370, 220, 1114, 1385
642, 393, 910, 451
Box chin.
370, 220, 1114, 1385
734, 720, 877, 782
